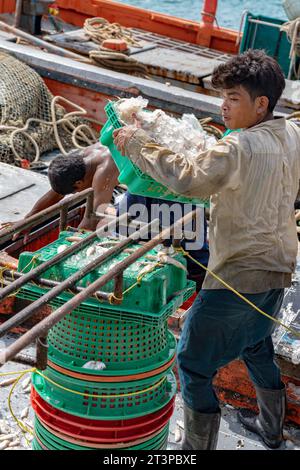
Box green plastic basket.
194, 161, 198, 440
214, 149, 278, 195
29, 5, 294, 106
100, 102, 209, 207
33, 417, 169, 450
48, 310, 176, 375
32, 368, 177, 420
17, 278, 196, 327
18, 232, 189, 314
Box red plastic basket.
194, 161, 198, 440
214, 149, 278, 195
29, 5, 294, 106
38, 418, 169, 449
31, 387, 174, 443
181, 292, 197, 310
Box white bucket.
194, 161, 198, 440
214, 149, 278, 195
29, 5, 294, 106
283, 0, 300, 20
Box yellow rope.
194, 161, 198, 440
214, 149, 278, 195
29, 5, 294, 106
108, 292, 124, 304
0, 266, 6, 289
122, 262, 162, 297
94, 261, 162, 304
0, 366, 166, 445
34, 369, 166, 399
177, 248, 300, 339
0, 368, 36, 442
8, 371, 34, 442
0, 368, 35, 377
5, 255, 40, 298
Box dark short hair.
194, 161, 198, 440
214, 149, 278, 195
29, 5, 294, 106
48, 149, 86, 195
211, 49, 286, 112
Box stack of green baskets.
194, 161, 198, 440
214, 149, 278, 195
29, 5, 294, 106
16, 232, 195, 450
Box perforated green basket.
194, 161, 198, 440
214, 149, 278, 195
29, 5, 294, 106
18, 232, 190, 314
32, 367, 177, 420
17, 278, 196, 326
33, 417, 169, 450
100, 101, 209, 207
48, 310, 176, 375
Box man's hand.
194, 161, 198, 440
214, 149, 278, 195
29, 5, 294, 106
0, 222, 13, 231
0, 220, 31, 243
113, 115, 141, 155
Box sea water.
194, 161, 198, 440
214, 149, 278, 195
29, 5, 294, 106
120, 0, 287, 29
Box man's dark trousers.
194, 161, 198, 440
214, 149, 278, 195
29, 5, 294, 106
177, 288, 284, 412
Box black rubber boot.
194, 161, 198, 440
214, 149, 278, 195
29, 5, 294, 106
181, 403, 221, 450
238, 384, 286, 449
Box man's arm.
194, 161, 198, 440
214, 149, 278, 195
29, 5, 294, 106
26, 189, 64, 217
78, 154, 119, 231
121, 129, 242, 199
9, 189, 64, 241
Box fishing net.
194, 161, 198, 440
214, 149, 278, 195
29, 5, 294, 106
0, 53, 98, 166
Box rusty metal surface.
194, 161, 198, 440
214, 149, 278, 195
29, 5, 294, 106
0, 213, 134, 336
36, 335, 48, 370
11, 352, 36, 367
2, 269, 121, 304
14, 0, 23, 28
0, 209, 199, 364
0, 222, 97, 302
0, 187, 93, 244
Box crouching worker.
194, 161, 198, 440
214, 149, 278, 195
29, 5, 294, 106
11, 142, 120, 239
113, 50, 300, 450
11, 141, 210, 291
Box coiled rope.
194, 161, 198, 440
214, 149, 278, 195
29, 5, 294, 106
83, 17, 149, 78
0, 96, 102, 164
281, 18, 300, 79
84, 17, 140, 47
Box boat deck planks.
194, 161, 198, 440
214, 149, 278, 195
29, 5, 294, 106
131, 47, 223, 84
43, 28, 156, 57
44, 27, 228, 85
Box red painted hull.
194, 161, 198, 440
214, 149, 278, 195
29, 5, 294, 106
0, 0, 239, 53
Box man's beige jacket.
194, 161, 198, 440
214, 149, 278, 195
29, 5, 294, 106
124, 118, 300, 293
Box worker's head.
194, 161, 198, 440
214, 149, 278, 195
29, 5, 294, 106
48, 150, 88, 195
211, 49, 286, 130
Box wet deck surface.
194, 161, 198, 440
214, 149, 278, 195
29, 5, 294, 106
0, 163, 49, 225
273, 246, 300, 365
0, 163, 299, 450
0, 334, 300, 451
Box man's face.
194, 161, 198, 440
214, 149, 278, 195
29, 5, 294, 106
73, 179, 87, 193
221, 85, 269, 130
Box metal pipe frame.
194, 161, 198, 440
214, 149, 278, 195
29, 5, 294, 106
0, 208, 200, 365
11, 353, 36, 368
247, 19, 283, 29
4, 207, 83, 256
0, 188, 94, 245
0, 193, 100, 302
0, 21, 91, 62
14, 0, 23, 28
2, 269, 124, 304
0, 228, 97, 302
36, 336, 48, 370
0, 212, 137, 337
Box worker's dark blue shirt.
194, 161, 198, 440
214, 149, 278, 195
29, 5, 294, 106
116, 192, 209, 275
